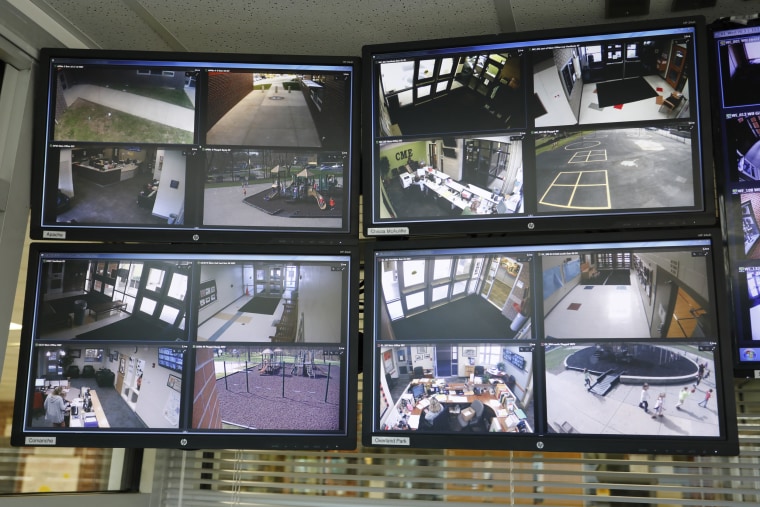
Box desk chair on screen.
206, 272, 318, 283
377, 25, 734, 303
456, 399, 485, 431
420, 403, 451, 432
659, 92, 685, 116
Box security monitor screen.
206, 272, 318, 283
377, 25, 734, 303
710, 21, 760, 372
32, 49, 359, 244
12, 244, 358, 450
363, 229, 738, 454
363, 17, 715, 236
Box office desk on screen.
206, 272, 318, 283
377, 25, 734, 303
415, 167, 500, 214
74, 161, 138, 185
68, 390, 110, 428
392, 378, 532, 433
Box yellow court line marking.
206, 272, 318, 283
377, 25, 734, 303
539, 170, 611, 210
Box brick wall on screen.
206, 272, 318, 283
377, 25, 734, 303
206, 72, 254, 130
192, 347, 222, 429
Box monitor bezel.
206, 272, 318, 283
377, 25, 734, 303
707, 17, 760, 375
361, 15, 718, 238
12, 241, 359, 450
29, 48, 361, 246
361, 227, 739, 455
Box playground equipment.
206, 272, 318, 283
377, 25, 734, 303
263, 164, 285, 201
259, 348, 284, 375
291, 349, 318, 378
284, 166, 339, 210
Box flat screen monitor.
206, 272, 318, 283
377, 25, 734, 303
30, 48, 360, 245
362, 16, 716, 237
362, 228, 738, 455
708, 18, 760, 375
12, 242, 358, 450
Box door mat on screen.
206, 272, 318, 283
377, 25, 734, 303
390, 294, 514, 340
238, 297, 280, 315
75, 317, 185, 341
595, 77, 657, 108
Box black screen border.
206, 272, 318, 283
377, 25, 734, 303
29, 48, 361, 246
12, 242, 359, 450
708, 17, 760, 375
361, 227, 738, 455
361, 15, 717, 238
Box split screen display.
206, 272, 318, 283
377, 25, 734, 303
13, 15, 742, 454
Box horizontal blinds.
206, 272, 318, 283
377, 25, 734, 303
152, 378, 760, 507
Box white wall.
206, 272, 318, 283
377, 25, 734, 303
133, 346, 180, 428
0, 47, 33, 385
300, 265, 343, 342
198, 263, 243, 324
58, 149, 74, 197
152, 149, 186, 220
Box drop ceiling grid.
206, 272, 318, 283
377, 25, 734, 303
35, 0, 173, 50
140, 0, 505, 55
510, 0, 760, 32
36, 0, 505, 54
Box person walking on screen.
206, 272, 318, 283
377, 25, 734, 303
44, 386, 68, 427
652, 392, 666, 419
698, 388, 713, 408
584, 369, 591, 389
676, 386, 690, 410
638, 383, 650, 413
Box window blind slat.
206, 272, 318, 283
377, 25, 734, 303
152, 378, 760, 507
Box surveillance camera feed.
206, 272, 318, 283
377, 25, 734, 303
12, 245, 357, 449
710, 21, 760, 372
363, 18, 712, 236
364, 229, 738, 454
34, 50, 358, 242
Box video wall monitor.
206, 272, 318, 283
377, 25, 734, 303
362, 16, 717, 238
709, 18, 760, 375
362, 228, 738, 455
12, 243, 359, 450
30, 48, 360, 245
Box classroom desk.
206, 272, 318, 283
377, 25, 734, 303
390, 378, 532, 433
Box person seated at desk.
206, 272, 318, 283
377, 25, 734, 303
419, 397, 450, 432
137, 180, 159, 208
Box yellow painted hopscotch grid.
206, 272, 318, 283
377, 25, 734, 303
539, 169, 612, 210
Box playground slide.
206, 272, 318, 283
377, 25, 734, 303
312, 191, 327, 210
263, 185, 279, 201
